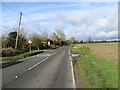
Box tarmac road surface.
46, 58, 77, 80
2, 46, 75, 88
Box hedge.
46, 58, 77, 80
2, 50, 43, 62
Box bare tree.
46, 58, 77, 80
51, 32, 59, 45
69, 36, 75, 44
87, 36, 92, 43
31, 33, 42, 50
41, 31, 48, 42
55, 29, 66, 42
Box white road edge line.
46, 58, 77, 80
69, 47, 76, 88
28, 57, 49, 71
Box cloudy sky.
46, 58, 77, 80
2, 1, 118, 41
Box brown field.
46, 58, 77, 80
86, 43, 118, 62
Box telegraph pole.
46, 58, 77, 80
15, 12, 22, 51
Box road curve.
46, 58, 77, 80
2, 46, 74, 88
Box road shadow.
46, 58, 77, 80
1, 61, 23, 69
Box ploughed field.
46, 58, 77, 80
87, 43, 118, 62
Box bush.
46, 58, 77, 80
2, 47, 15, 57
2, 47, 23, 57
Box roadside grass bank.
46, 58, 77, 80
2, 50, 43, 62
71, 44, 118, 88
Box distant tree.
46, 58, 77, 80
4, 30, 28, 52
18, 34, 28, 52
87, 36, 92, 43
31, 34, 42, 50
51, 33, 59, 45
101, 37, 107, 43
41, 31, 48, 42
6, 31, 17, 48
69, 36, 75, 44
80, 40, 84, 43
55, 29, 66, 46
55, 29, 66, 42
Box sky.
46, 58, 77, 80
2, 1, 118, 41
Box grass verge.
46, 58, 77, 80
71, 44, 118, 88
2, 50, 43, 62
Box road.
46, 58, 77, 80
2, 46, 75, 88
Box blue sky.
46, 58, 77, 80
2, 2, 118, 41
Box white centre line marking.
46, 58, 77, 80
28, 57, 49, 71
69, 47, 76, 88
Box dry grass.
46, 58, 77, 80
87, 43, 118, 62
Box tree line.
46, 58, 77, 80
1, 29, 73, 57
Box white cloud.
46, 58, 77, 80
96, 30, 118, 38
2, 2, 118, 40
97, 18, 109, 28
107, 31, 118, 37
52, 4, 118, 40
